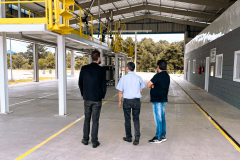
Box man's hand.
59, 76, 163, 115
147, 81, 154, 88
119, 101, 122, 108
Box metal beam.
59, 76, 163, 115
119, 14, 208, 27
70, 4, 217, 24
55, 47, 58, 79
134, 31, 137, 72
7, 33, 98, 52
89, 54, 92, 64
171, 0, 234, 9
115, 52, 118, 88
33, 43, 39, 82
75, 0, 119, 10
99, 48, 103, 66
125, 56, 127, 75
0, 32, 9, 114
71, 50, 74, 77
58, 35, 67, 116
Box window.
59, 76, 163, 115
233, 51, 240, 82
215, 54, 223, 78
193, 60, 196, 73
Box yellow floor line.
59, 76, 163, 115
16, 93, 118, 160
173, 79, 240, 152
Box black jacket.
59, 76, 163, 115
78, 63, 107, 102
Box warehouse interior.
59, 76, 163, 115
0, 0, 240, 159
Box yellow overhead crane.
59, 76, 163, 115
0, 0, 133, 57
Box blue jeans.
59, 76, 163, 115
152, 102, 167, 139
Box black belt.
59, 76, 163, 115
124, 98, 140, 101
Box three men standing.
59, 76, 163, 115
79, 52, 169, 147
116, 62, 145, 145
147, 60, 170, 143
79, 50, 106, 148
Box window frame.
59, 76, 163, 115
215, 54, 223, 78
233, 50, 240, 82
193, 59, 196, 74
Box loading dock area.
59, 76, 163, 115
0, 73, 240, 159
1, 0, 240, 159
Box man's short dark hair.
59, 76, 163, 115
91, 50, 100, 61
127, 62, 135, 71
157, 60, 167, 70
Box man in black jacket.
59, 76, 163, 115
78, 50, 107, 148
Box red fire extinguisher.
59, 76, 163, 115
198, 66, 201, 74
202, 66, 204, 73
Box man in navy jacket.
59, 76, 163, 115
78, 50, 106, 148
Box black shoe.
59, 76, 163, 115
92, 141, 100, 148
81, 139, 88, 145
123, 137, 132, 142
133, 137, 140, 145
148, 136, 162, 143
160, 136, 167, 142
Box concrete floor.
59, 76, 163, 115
0, 73, 240, 160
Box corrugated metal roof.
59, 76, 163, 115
113, 0, 129, 8
128, 0, 143, 6
13, 0, 237, 27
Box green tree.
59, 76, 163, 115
22, 62, 33, 69
7, 54, 10, 68
75, 55, 88, 70
26, 43, 49, 60
38, 58, 48, 70
138, 48, 156, 72
155, 40, 169, 56
66, 52, 71, 68
12, 54, 29, 69
135, 38, 184, 72
46, 52, 55, 69
157, 42, 184, 72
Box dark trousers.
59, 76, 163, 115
83, 100, 102, 143
123, 98, 141, 140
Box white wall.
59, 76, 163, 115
185, 0, 240, 54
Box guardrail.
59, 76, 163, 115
0, 0, 133, 57
0, 0, 48, 23
112, 21, 133, 57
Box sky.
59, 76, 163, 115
7, 34, 184, 53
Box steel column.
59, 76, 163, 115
57, 35, 67, 116
99, 49, 103, 66
33, 43, 39, 82
134, 31, 137, 72
184, 31, 189, 46
88, 54, 92, 64
10, 39, 13, 81
18, 0, 21, 18
0, 32, 9, 113
120, 57, 122, 77
115, 53, 118, 88
55, 47, 58, 79
71, 50, 74, 77
0, 0, 6, 18
125, 56, 127, 75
